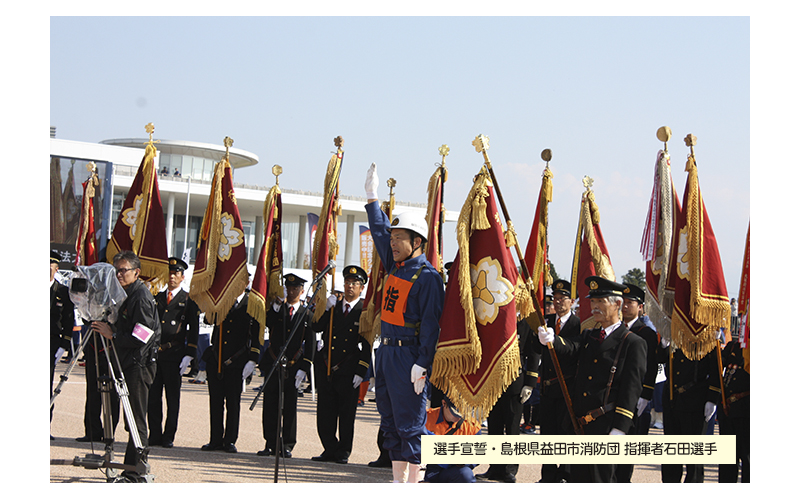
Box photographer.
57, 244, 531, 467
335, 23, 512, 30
91, 251, 160, 467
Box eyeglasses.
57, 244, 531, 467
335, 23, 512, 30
116, 267, 134, 275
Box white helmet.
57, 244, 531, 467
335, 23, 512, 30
390, 211, 428, 242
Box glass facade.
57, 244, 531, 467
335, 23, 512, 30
158, 153, 216, 181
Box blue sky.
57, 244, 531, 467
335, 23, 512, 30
49, 15, 750, 297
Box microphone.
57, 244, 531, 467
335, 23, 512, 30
311, 260, 336, 286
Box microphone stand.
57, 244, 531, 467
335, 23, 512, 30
250, 275, 326, 483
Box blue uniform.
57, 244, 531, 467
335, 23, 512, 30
366, 201, 444, 464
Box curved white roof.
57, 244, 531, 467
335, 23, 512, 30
100, 138, 259, 169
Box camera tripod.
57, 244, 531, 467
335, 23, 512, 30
50, 328, 154, 483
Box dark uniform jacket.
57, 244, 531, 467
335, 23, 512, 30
533, 312, 582, 399
204, 292, 261, 373
719, 341, 749, 419
155, 288, 200, 361
656, 345, 722, 413
51, 280, 75, 352
516, 319, 542, 389
628, 318, 660, 400
261, 300, 314, 375
112, 279, 161, 370
553, 323, 647, 434
312, 298, 371, 379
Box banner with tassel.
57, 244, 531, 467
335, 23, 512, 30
669, 134, 730, 360
431, 166, 528, 421
189, 137, 249, 325
570, 176, 615, 328
106, 123, 169, 292
523, 160, 554, 330
311, 136, 344, 323
248, 165, 285, 344
738, 222, 749, 372
425, 145, 448, 280
76, 162, 100, 266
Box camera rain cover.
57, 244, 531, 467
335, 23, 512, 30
70, 262, 128, 323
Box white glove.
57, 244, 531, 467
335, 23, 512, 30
609, 428, 625, 436
242, 360, 257, 380
272, 300, 282, 312
636, 398, 649, 417
537, 326, 555, 345
368, 377, 375, 391
704, 402, 717, 422
410, 364, 427, 395
353, 374, 363, 388
660, 336, 670, 348
520, 385, 533, 404
365, 162, 379, 199
295, 369, 307, 390
54, 347, 66, 366
327, 295, 337, 310
179, 355, 193, 375
317, 339, 324, 351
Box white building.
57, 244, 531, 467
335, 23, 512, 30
50, 133, 455, 285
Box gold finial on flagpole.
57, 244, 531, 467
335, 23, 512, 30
334, 136, 344, 149
144, 122, 160, 146
657, 126, 672, 153
541, 149, 553, 166
582, 175, 595, 192
223, 136, 234, 161
86, 161, 97, 175
684, 133, 697, 158
387, 178, 397, 217
272, 164, 283, 185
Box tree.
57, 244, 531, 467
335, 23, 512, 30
621, 267, 646, 289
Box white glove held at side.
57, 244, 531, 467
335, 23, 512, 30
295, 369, 307, 390
353, 374, 363, 388
410, 364, 427, 395
179, 355, 193, 375
704, 402, 717, 422
636, 398, 649, 417
327, 295, 337, 310
520, 385, 533, 404
242, 360, 257, 380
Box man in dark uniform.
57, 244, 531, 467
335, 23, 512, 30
200, 288, 261, 453
91, 251, 161, 469
476, 317, 540, 483
258, 273, 315, 458
532, 279, 581, 482
657, 337, 721, 482
538, 276, 647, 483
310, 265, 371, 464
50, 251, 75, 436
148, 257, 200, 448
718, 337, 749, 483
614, 282, 660, 482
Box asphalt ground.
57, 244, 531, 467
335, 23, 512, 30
49, 361, 720, 485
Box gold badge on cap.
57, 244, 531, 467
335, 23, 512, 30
624, 287, 630, 293
391, 218, 399, 226
169, 258, 177, 265
349, 268, 357, 274
590, 280, 599, 290
555, 282, 564, 290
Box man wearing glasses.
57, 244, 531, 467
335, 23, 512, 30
91, 251, 161, 470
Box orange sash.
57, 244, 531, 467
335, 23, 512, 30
381, 264, 426, 328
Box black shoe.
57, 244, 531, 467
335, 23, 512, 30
502, 473, 517, 483
222, 443, 237, 453
76, 435, 104, 443
312, 453, 335, 462
257, 447, 273, 457
201, 442, 223, 451
282, 449, 292, 458
335, 457, 349, 464
476, 471, 500, 481
162, 441, 174, 448
368, 457, 392, 468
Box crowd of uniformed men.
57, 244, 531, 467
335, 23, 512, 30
50, 163, 748, 483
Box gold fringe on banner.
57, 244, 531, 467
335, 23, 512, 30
312, 151, 342, 322
190, 158, 226, 294
580, 189, 615, 281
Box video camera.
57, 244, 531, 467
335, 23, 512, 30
68, 262, 127, 323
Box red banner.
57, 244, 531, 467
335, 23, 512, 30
669, 154, 730, 360
106, 143, 169, 290
523, 166, 553, 328
189, 156, 249, 325
75, 167, 100, 266
431, 169, 526, 420
311, 145, 343, 321
738, 223, 749, 371
570, 185, 615, 327
425, 166, 446, 279
248, 185, 284, 341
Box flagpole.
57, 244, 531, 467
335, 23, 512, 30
472, 135, 582, 434
437, 145, 448, 281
